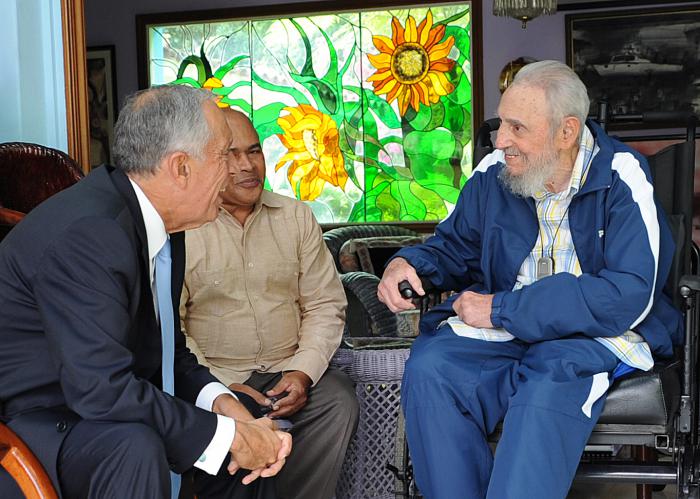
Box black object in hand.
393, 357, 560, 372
398, 280, 416, 299
259, 391, 290, 415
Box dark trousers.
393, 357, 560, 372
245, 368, 359, 499
56, 391, 275, 499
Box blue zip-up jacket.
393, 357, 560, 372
395, 121, 683, 357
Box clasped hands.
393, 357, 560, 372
377, 257, 494, 328
211, 371, 312, 484
212, 392, 293, 485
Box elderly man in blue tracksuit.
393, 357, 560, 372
377, 60, 684, 499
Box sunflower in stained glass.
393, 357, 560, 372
275, 105, 348, 201
367, 11, 456, 116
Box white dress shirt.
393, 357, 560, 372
129, 179, 236, 475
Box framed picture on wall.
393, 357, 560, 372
135, 1, 482, 226
86, 45, 118, 168
565, 5, 700, 128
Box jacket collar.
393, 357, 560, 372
577, 120, 614, 196
106, 165, 150, 266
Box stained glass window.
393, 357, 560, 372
142, 4, 474, 223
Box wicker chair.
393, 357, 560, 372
323, 225, 420, 272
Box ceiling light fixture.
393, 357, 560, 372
493, 0, 558, 29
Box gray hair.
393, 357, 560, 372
511, 60, 590, 141
113, 85, 216, 175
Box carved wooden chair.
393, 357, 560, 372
0, 142, 83, 241
0, 142, 82, 496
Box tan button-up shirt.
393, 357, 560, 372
180, 191, 346, 386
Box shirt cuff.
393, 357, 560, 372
192, 414, 236, 475
195, 382, 237, 411
194, 382, 239, 475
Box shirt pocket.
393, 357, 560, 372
188, 268, 245, 318
266, 260, 300, 301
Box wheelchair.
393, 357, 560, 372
393, 111, 700, 499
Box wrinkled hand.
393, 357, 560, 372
266, 371, 311, 418
228, 417, 292, 484
228, 383, 271, 408
452, 291, 494, 328
377, 258, 423, 313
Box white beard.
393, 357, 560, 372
498, 146, 559, 198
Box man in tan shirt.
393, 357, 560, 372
180, 109, 358, 499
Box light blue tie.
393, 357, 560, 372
155, 238, 181, 499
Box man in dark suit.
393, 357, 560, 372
0, 85, 291, 498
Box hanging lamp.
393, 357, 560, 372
493, 0, 558, 29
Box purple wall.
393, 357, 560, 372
85, 0, 699, 121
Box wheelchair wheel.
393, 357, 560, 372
677, 444, 700, 499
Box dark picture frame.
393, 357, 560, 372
86, 45, 118, 168
566, 5, 700, 129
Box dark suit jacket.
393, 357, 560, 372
0, 165, 220, 495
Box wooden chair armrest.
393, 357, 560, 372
0, 423, 57, 499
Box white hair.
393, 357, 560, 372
113, 85, 216, 175
511, 60, 590, 141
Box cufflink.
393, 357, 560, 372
198, 454, 207, 463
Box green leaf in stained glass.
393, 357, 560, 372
219, 97, 252, 114
315, 22, 339, 83
199, 44, 213, 80
443, 101, 466, 131
346, 86, 401, 129
254, 102, 288, 127
210, 80, 250, 95
409, 182, 448, 221
361, 177, 392, 222
425, 102, 446, 132
288, 74, 337, 115
446, 67, 472, 106
446, 26, 471, 66
362, 104, 381, 166
408, 102, 432, 131
337, 43, 355, 80
213, 55, 250, 80
254, 102, 287, 139
435, 8, 470, 27
390, 180, 427, 221
176, 55, 207, 84
252, 70, 309, 106
376, 183, 400, 221
289, 18, 315, 77
403, 129, 456, 160
409, 154, 463, 204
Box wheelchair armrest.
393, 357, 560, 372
679, 274, 700, 294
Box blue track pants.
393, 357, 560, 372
401, 326, 619, 499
